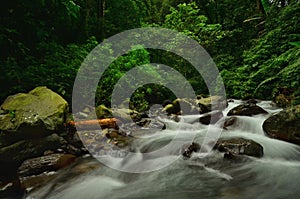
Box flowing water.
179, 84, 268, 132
27, 100, 300, 199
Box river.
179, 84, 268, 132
27, 100, 300, 199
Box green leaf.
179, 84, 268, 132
289, 42, 300, 48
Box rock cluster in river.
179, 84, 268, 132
1, 86, 300, 197
0, 87, 85, 197
162, 96, 227, 116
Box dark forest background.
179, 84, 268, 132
1, 0, 299, 111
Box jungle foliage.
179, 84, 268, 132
1, 0, 299, 111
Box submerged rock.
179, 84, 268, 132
182, 142, 201, 158
227, 103, 268, 116
263, 105, 300, 145
222, 117, 237, 130
0, 86, 68, 148
214, 138, 264, 158
199, 110, 223, 125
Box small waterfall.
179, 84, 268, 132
27, 100, 300, 199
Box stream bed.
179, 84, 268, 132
27, 100, 300, 199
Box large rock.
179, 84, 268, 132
214, 138, 264, 158
0, 87, 68, 147
18, 153, 76, 177
227, 103, 267, 116
19, 156, 100, 193
0, 133, 62, 164
0, 133, 63, 194
263, 105, 300, 145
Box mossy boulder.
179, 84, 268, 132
0, 87, 68, 147
263, 105, 300, 145
197, 95, 227, 113
162, 98, 200, 115
86, 105, 113, 120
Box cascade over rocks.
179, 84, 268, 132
227, 102, 268, 116
221, 116, 237, 130
199, 110, 223, 125
182, 142, 201, 158
263, 105, 300, 145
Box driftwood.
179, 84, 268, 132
67, 118, 119, 131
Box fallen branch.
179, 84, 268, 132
67, 118, 119, 130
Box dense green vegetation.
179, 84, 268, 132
1, 0, 299, 111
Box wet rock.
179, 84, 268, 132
103, 128, 132, 147
0, 134, 62, 164
222, 117, 237, 130
0, 86, 68, 148
214, 138, 264, 158
20, 172, 58, 193
246, 99, 258, 104
18, 153, 76, 177
20, 156, 100, 193
227, 103, 268, 116
223, 151, 243, 161
182, 142, 201, 158
162, 98, 199, 115
263, 105, 300, 145
197, 95, 227, 114
199, 110, 223, 125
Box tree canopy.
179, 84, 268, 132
1, 0, 299, 110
